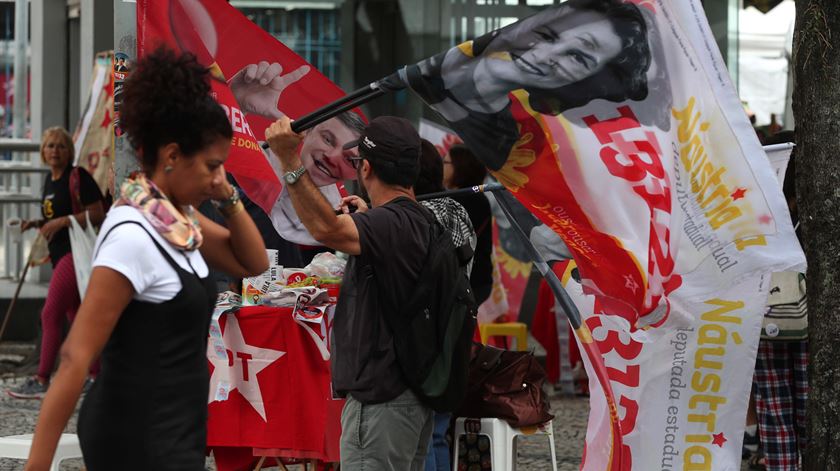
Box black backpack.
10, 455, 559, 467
378, 206, 478, 412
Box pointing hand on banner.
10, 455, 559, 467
229, 61, 311, 120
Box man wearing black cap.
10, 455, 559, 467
266, 115, 434, 470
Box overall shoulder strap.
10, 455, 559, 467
94, 220, 182, 270
69, 167, 83, 214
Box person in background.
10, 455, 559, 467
443, 144, 492, 306
24, 48, 268, 471
7, 127, 105, 399
415, 139, 476, 471
267, 115, 434, 470
750, 130, 807, 471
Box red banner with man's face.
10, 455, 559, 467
137, 0, 350, 213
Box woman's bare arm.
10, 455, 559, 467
25, 267, 134, 471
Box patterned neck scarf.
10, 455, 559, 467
116, 173, 203, 250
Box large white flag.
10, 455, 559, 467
402, 0, 806, 468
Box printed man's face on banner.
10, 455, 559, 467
299, 118, 360, 187
482, 10, 623, 92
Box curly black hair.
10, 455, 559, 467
120, 47, 232, 172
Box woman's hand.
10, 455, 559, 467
20, 219, 39, 231
209, 168, 236, 202
337, 195, 368, 214
39, 217, 68, 241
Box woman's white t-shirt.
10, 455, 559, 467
92, 206, 209, 303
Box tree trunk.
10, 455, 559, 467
792, 1, 840, 469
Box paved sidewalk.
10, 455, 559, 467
1, 370, 585, 470
0, 342, 751, 470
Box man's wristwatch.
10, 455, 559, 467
283, 165, 307, 185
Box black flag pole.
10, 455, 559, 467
491, 191, 583, 329
494, 191, 625, 449
416, 182, 505, 202
492, 191, 586, 398
334, 182, 506, 215
261, 73, 405, 149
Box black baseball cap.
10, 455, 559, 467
342, 116, 421, 168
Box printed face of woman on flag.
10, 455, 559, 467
479, 10, 623, 92
446, 0, 651, 117
299, 117, 360, 187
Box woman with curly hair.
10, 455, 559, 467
405, 0, 651, 170
25, 48, 268, 471
6, 127, 105, 400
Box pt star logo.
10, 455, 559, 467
623, 274, 640, 294
208, 315, 285, 421
712, 432, 727, 448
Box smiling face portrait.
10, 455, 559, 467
299, 114, 364, 187
482, 10, 623, 91
473, 0, 651, 115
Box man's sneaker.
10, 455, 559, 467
7, 377, 48, 399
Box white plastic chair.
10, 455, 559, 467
0, 433, 82, 471
452, 417, 557, 471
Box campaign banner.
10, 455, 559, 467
74, 52, 115, 196
403, 0, 805, 467
403, 0, 805, 334
553, 260, 766, 471
138, 0, 362, 244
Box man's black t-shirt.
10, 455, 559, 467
42, 166, 103, 265
331, 197, 431, 404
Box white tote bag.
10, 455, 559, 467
69, 211, 97, 298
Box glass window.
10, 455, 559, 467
234, 4, 343, 83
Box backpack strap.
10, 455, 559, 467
354, 262, 382, 381
69, 167, 83, 214
357, 203, 440, 381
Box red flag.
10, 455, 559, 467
206, 306, 341, 463
137, 0, 353, 214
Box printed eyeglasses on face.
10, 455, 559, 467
345, 152, 364, 169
